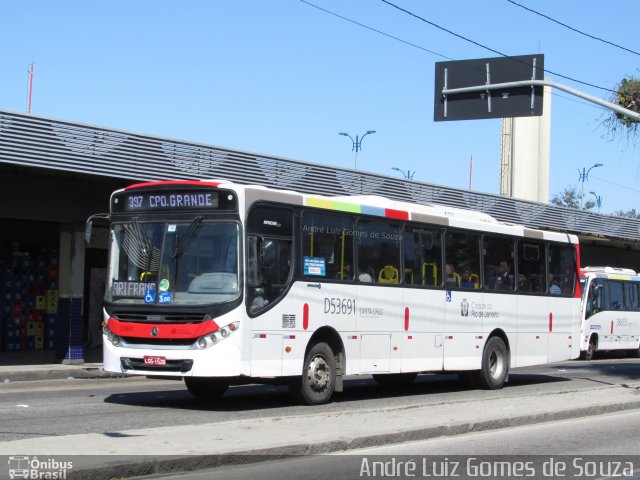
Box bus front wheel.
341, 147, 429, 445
184, 377, 229, 400
581, 338, 596, 361
475, 337, 509, 390
290, 342, 336, 405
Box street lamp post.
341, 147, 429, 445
589, 191, 602, 213
578, 163, 603, 208
392, 167, 415, 180
339, 130, 376, 170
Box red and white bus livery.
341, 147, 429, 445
92, 179, 582, 404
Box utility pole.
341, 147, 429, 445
27, 63, 34, 114
338, 131, 376, 170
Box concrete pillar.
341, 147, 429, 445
57, 224, 86, 364
500, 83, 552, 203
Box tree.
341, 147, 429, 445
550, 186, 595, 210
601, 75, 640, 143
613, 208, 640, 219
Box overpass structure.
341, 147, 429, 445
1, 108, 638, 265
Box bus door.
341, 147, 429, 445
401, 226, 445, 373
356, 219, 404, 373
546, 245, 579, 362
582, 278, 605, 349
443, 231, 486, 371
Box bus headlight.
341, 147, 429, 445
195, 321, 239, 349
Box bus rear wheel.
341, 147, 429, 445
475, 337, 508, 390
290, 342, 336, 405
184, 377, 229, 400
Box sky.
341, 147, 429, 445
1, 0, 639, 215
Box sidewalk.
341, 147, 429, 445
1, 381, 640, 480
0, 348, 122, 382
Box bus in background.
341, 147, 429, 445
87, 179, 581, 405
579, 266, 640, 360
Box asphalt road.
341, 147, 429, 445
1, 355, 639, 443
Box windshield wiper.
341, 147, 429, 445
123, 217, 160, 272
171, 216, 204, 259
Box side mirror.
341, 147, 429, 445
85, 219, 94, 246
85, 213, 110, 246
261, 239, 275, 268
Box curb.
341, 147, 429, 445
67, 398, 640, 480
1, 367, 128, 382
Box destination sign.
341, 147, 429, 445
112, 189, 236, 213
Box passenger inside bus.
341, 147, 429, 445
489, 260, 513, 290
445, 263, 460, 288
517, 273, 531, 292
549, 276, 562, 294
358, 261, 374, 283
460, 268, 477, 289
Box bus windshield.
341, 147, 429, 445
107, 219, 240, 306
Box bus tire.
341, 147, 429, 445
184, 377, 229, 400
475, 336, 509, 390
290, 342, 336, 405
372, 373, 417, 386
582, 337, 596, 361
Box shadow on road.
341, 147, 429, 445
549, 356, 640, 384
103, 371, 569, 413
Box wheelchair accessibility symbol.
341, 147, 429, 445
145, 290, 156, 303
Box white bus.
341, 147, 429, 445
579, 266, 640, 360
90, 179, 581, 405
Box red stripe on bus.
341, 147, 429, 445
549, 312, 553, 333
385, 208, 409, 220
303, 303, 309, 330
404, 307, 410, 331
574, 244, 582, 299
108, 317, 219, 339
125, 180, 221, 190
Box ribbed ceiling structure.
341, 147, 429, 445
0, 109, 637, 242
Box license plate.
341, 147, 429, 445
143, 355, 166, 366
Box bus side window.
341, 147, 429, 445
626, 282, 640, 310
301, 211, 354, 281
246, 204, 294, 314
606, 281, 624, 311
588, 282, 603, 317
403, 225, 442, 287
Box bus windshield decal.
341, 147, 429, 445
112, 281, 156, 299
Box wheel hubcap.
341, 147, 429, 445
489, 349, 503, 378
307, 355, 330, 391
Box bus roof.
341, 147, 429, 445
122, 179, 579, 244
581, 266, 638, 276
